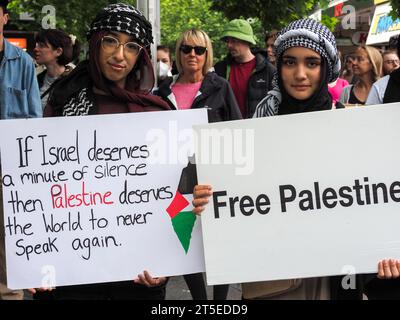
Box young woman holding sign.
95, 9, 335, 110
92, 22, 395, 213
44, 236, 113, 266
193, 19, 368, 300
33, 3, 170, 300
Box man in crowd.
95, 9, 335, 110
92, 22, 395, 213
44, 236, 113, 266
382, 50, 400, 76
214, 19, 275, 118
265, 30, 278, 66
0, 0, 41, 300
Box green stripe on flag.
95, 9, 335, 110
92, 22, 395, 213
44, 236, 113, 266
171, 211, 197, 254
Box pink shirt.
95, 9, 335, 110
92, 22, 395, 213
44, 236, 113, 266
328, 78, 349, 104
172, 81, 202, 110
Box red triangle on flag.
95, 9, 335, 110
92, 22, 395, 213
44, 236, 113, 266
166, 191, 190, 219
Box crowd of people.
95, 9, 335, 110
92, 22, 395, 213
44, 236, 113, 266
1, 0, 400, 300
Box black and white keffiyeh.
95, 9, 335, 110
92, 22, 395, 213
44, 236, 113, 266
254, 75, 282, 117
254, 19, 340, 118
87, 3, 153, 48
275, 19, 340, 83
62, 88, 94, 116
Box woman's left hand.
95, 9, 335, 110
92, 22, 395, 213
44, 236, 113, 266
134, 270, 167, 287
377, 259, 400, 279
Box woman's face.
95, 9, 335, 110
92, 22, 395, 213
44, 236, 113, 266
281, 47, 322, 100
265, 37, 276, 63
179, 39, 207, 75
99, 31, 141, 89
352, 47, 372, 76
346, 56, 355, 70
34, 41, 61, 66
157, 49, 172, 68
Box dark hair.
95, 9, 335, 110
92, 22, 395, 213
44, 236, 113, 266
398, 37, 400, 56
71, 37, 81, 64
0, 0, 8, 13
35, 29, 80, 66
389, 34, 400, 55
264, 30, 278, 42
383, 50, 399, 57
157, 45, 172, 62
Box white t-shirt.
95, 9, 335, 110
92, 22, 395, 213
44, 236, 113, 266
365, 75, 390, 105
40, 73, 57, 110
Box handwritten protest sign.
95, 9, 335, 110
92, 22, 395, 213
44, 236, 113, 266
0, 109, 207, 289
194, 103, 400, 285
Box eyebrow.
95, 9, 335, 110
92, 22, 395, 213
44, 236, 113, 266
282, 55, 321, 61
107, 31, 135, 42
182, 43, 204, 47
283, 55, 322, 63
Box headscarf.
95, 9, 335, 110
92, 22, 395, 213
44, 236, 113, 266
87, 3, 153, 48
254, 19, 340, 117
88, 31, 167, 111
48, 3, 170, 114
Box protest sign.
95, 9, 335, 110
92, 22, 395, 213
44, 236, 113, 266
0, 109, 207, 289
195, 103, 400, 285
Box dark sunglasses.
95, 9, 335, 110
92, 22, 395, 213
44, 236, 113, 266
180, 44, 207, 55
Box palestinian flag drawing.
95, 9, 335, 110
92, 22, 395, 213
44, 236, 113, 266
166, 158, 198, 254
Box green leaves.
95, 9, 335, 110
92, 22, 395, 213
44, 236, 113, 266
321, 14, 338, 32
8, 0, 137, 42
160, 0, 229, 62
390, 0, 400, 20
210, 0, 320, 30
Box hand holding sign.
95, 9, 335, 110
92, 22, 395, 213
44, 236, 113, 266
134, 270, 167, 287
192, 185, 212, 216
377, 259, 400, 279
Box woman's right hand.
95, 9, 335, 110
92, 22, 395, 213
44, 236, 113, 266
192, 185, 213, 216
27, 287, 54, 294
377, 259, 400, 279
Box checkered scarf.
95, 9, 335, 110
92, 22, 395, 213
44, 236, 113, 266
275, 19, 340, 83
87, 3, 153, 48
254, 19, 339, 118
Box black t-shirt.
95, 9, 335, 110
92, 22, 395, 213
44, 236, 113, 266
383, 68, 400, 103
0, 50, 4, 64
349, 86, 365, 105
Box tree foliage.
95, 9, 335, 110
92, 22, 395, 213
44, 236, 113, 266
160, 0, 231, 62
210, 0, 320, 31
321, 14, 338, 32
390, 0, 400, 19
7, 0, 136, 41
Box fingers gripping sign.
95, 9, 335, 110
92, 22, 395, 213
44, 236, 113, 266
377, 259, 400, 279
134, 270, 166, 287
192, 185, 213, 216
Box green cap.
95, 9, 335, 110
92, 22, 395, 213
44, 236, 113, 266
221, 19, 256, 45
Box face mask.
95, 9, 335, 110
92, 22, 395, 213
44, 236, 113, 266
157, 61, 170, 80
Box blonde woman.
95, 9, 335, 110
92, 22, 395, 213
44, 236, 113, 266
339, 46, 382, 106
156, 29, 241, 122
156, 29, 241, 300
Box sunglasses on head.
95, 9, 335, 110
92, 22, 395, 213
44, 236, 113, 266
180, 44, 207, 55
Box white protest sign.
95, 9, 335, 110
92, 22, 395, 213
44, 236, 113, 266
195, 103, 400, 285
0, 109, 207, 289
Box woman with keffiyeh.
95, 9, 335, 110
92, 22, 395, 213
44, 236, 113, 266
253, 19, 400, 300
192, 19, 367, 300
44, 3, 170, 118
34, 3, 170, 300
253, 19, 343, 118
